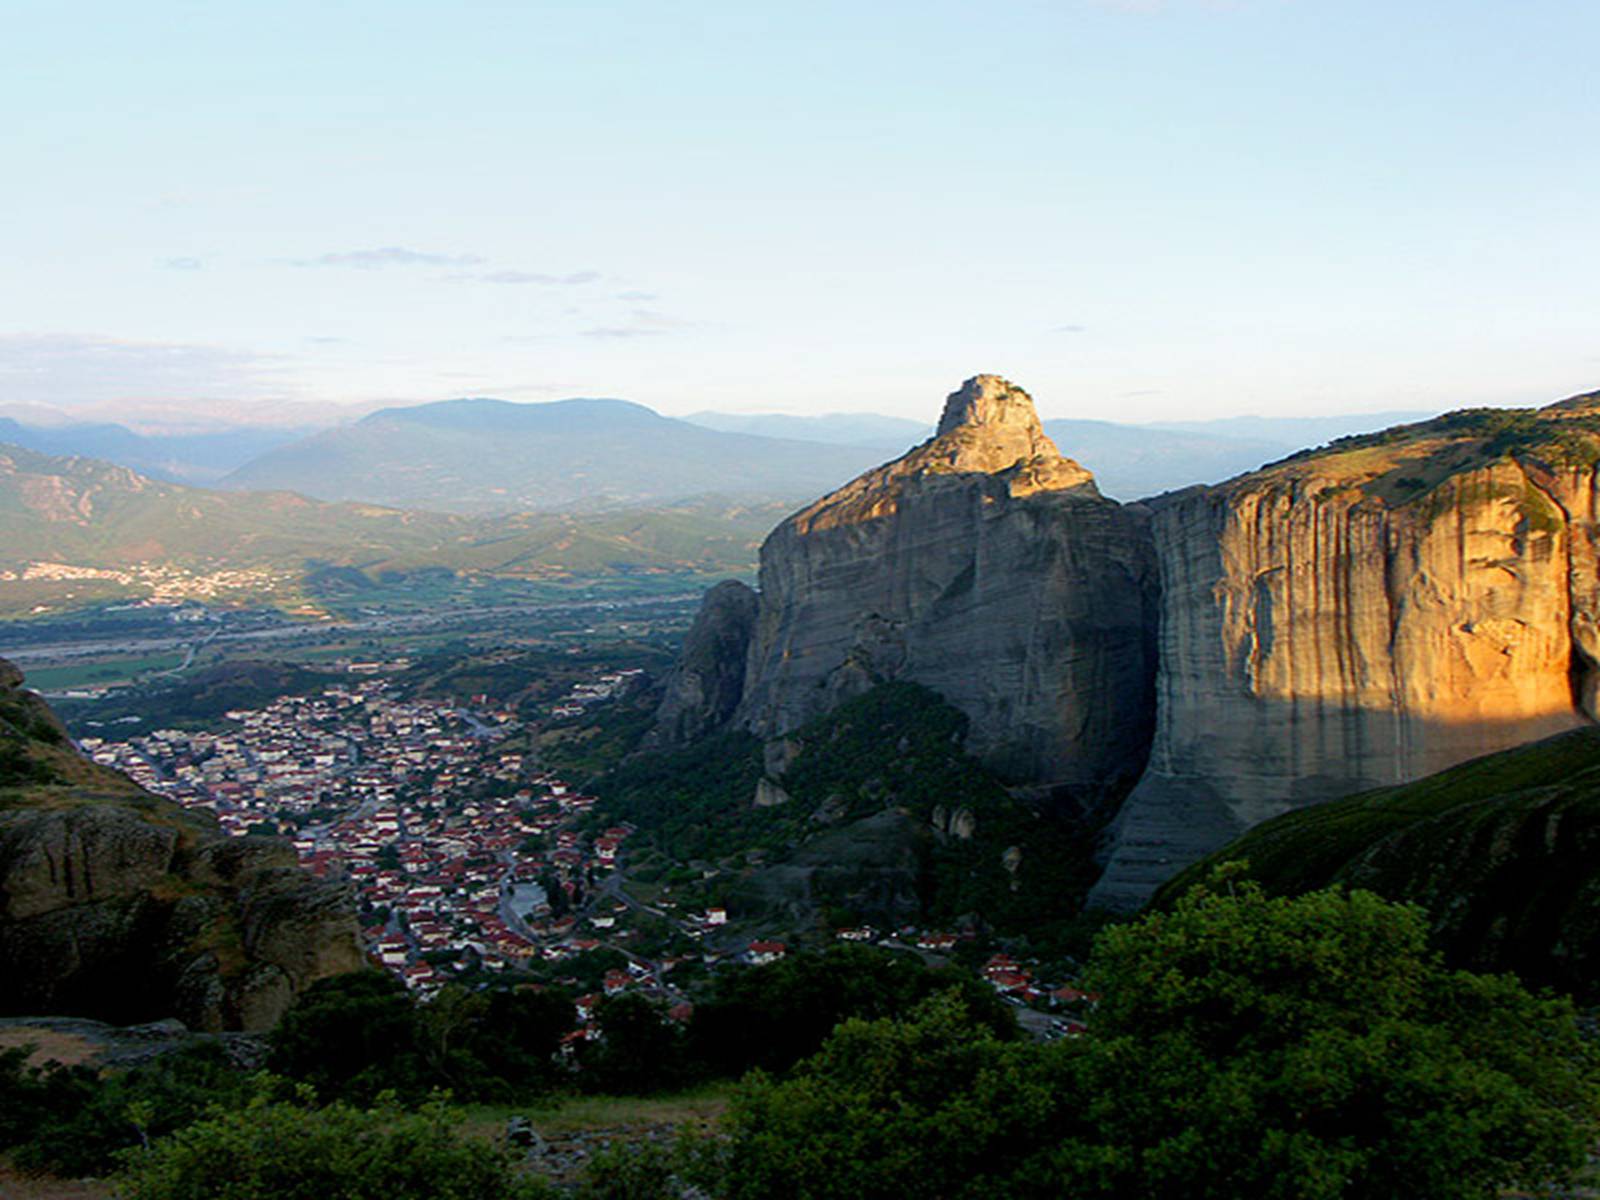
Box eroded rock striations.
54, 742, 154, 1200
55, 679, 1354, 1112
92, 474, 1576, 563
0, 660, 363, 1030
1091, 398, 1600, 909
730, 375, 1159, 807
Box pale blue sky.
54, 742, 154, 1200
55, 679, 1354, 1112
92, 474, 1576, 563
3, 0, 1596, 427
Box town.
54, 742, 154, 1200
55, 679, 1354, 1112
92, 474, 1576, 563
77, 670, 746, 1036
79, 667, 1092, 1042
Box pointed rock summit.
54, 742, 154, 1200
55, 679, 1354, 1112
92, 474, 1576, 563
787, 376, 1095, 537
926, 374, 1079, 478
724, 375, 1157, 804
936, 373, 1051, 447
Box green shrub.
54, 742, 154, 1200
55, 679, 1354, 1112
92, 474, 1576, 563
115, 1088, 553, 1200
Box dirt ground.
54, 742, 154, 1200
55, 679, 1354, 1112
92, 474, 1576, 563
0, 1029, 100, 1071
0, 1165, 110, 1200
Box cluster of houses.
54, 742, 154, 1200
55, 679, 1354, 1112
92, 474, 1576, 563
547, 667, 645, 719
76, 678, 635, 995
80, 680, 512, 834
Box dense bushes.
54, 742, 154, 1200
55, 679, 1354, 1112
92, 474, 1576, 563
116, 1089, 552, 1200
711, 880, 1600, 1200
4, 883, 1594, 1198
687, 943, 1015, 1078
0, 1042, 255, 1177
268, 972, 576, 1102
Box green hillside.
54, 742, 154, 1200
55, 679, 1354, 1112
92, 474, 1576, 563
1160, 726, 1600, 997
0, 443, 781, 616
595, 682, 1101, 941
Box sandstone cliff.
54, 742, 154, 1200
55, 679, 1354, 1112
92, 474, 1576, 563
1091, 399, 1600, 909
733, 375, 1158, 807
0, 660, 363, 1030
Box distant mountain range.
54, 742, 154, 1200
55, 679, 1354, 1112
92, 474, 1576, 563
688, 407, 1437, 501
0, 397, 1443, 515
210, 396, 1437, 513
681, 411, 931, 452
220, 399, 887, 515
0, 443, 782, 616
0, 417, 307, 485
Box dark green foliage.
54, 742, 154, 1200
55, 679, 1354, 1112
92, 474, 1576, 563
114, 1087, 553, 1200
593, 731, 767, 860
0, 1042, 255, 1178
541, 870, 570, 917
711, 990, 1065, 1200
268, 973, 576, 1104
0, 737, 54, 785
596, 684, 1100, 935
268, 971, 422, 1101
782, 684, 1101, 928
687, 944, 1016, 1079
478, 988, 577, 1087
539, 703, 659, 780
579, 993, 687, 1094
1163, 726, 1600, 997
576, 1140, 686, 1200
1070, 878, 1599, 1199
709, 884, 1599, 1200
0, 681, 68, 785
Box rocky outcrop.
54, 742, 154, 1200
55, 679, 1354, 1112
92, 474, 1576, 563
651, 579, 758, 745
1091, 400, 1600, 909
0, 660, 364, 1030
734, 376, 1159, 808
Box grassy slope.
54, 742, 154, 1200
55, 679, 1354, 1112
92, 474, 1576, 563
1161, 727, 1600, 996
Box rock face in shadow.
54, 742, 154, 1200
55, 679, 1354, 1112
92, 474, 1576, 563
1158, 727, 1600, 999
0, 660, 364, 1030
651, 579, 759, 745
733, 375, 1159, 809
1091, 399, 1600, 909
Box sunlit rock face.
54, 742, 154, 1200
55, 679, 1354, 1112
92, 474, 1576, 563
1091, 400, 1600, 909
735, 375, 1159, 808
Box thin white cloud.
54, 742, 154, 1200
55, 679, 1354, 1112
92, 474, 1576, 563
293, 246, 486, 269
0, 333, 282, 406
473, 269, 601, 285
1053, 324, 1089, 333
581, 310, 692, 340
164, 256, 204, 271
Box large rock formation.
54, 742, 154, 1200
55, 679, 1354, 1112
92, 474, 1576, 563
733, 375, 1159, 807
650, 578, 759, 745
0, 660, 364, 1030
1091, 399, 1600, 909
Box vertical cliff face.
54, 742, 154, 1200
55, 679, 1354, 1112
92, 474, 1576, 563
734, 376, 1159, 806
650, 578, 759, 745
1091, 401, 1600, 909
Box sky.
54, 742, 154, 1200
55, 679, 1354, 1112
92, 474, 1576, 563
3, 0, 1598, 429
